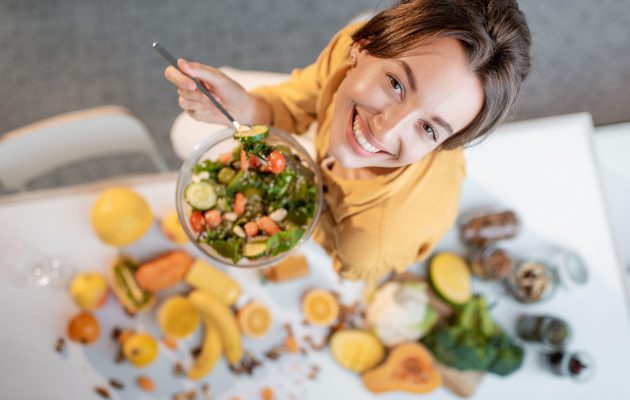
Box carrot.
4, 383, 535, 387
135, 250, 194, 292
204, 209, 222, 228
219, 152, 232, 165
240, 148, 249, 172
257, 216, 281, 236
234, 192, 247, 217
244, 221, 259, 237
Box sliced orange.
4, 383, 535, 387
237, 301, 272, 339
302, 289, 339, 327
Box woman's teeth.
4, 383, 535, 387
352, 113, 380, 153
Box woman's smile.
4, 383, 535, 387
345, 106, 394, 158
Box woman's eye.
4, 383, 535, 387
423, 122, 438, 142
387, 74, 403, 98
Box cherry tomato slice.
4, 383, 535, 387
268, 151, 286, 174
190, 211, 206, 233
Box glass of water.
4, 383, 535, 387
1, 242, 74, 287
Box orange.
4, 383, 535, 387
301, 289, 339, 327
237, 302, 272, 339
67, 312, 100, 344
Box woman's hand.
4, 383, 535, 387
164, 59, 270, 125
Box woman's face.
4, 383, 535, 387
329, 37, 484, 169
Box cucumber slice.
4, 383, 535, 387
185, 181, 217, 210
243, 242, 267, 259
233, 125, 269, 141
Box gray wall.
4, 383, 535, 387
1, 0, 629, 176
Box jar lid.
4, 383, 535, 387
553, 248, 589, 288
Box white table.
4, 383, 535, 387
1, 113, 629, 399
593, 122, 630, 305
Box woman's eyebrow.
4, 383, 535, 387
395, 60, 417, 92
431, 115, 454, 136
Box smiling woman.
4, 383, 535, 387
164, 0, 532, 280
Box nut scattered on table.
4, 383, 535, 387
108, 378, 124, 390
94, 386, 110, 399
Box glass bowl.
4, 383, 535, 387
175, 126, 323, 269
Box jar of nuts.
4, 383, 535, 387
468, 245, 514, 281
506, 259, 558, 303
458, 206, 521, 247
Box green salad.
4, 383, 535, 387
184, 125, 318, 263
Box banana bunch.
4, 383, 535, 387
188, 317, 222, 380
188, 290, 243, 366
179, 260, 243, 379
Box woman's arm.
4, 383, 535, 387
249, 23, 361, 134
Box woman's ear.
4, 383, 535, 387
349, 39, 369, 66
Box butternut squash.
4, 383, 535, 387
362, 342, 442, 394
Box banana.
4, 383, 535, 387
188, 317, 222, 380
188, 290, 243, 365
186, 259, 241, 305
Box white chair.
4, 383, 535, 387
0, 105, 169, 191
169, 67, 317, 162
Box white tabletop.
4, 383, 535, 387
1, 113, 629, 399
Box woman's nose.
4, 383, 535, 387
370, 110, 400, 145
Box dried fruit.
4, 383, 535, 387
201, 383, 211, 400
54, 337, 66, 354
137, 375, 155, 392
237, 301, 272, 339
67, 312, 100, 344
173, 362, 185, 377
261, 387, 274, 400
163, 337, 178, 350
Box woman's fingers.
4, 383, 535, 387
178, 59, 228, 87
164, 66, 197, 91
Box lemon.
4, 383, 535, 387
161, 210, 188, 244
123, 333, 159, 367
157, 296, 200, 339
91, 187, 153, 246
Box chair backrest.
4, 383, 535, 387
0, 105, 168, 191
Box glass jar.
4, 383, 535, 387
516, 314, 572, 350
468, 245, 514, 281
544, 351, 595, 382
506, 259, 558, 303
458, 206, 521, 247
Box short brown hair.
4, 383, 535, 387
352, 0, 532, 149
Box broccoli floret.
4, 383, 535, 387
423, 296, 524, 376
486, 332, 525, 376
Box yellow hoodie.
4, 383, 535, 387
251, 23, 465, 281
